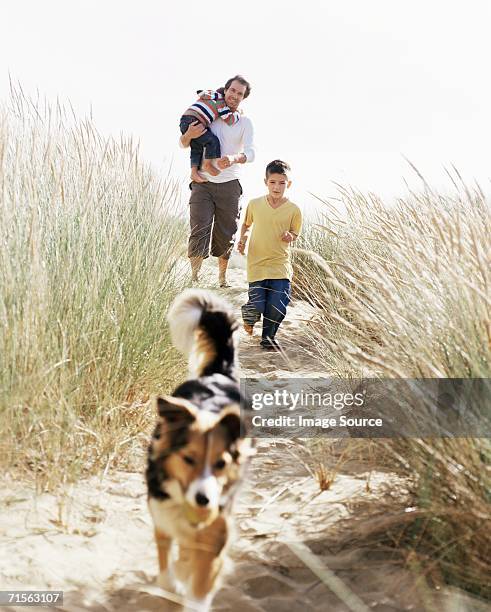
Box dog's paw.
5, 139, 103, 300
183, 593, 213, 612
156, 570, 177, 593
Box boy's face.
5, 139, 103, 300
224, 80, 247, 111
264, 173, 291, 199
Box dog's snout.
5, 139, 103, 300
195, 492, 209, 507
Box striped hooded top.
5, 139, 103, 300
183, 90, 241, 127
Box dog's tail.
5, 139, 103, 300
167, 289, 239, 378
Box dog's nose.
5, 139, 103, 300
195, 492, 209, 507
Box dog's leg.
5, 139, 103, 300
184, 556, 222, 612
155, 529, 177, 592
183, 517, 227, 612
173, 544, 192, 596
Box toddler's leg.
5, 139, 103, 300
180, 116, 208, 183
201, 158, 220, 176
190, 167, 207, 183
190, 141, 207, 183
201, 131, 222, 176
261, 280, 291, 348
241, 282, 266, 335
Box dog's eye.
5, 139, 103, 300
182, 455, 196, 466
214, 459, 226, 470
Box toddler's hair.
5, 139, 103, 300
265, 160, 291, 177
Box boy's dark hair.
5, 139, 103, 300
265, 160, 291, 177
224, 75, 251, 98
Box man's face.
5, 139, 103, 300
224, 80, 247, 111
264, 173, 291, 199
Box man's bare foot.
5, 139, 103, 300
243, 323, 254, 336
201, 159, 220, 176
189, 256, 204, 283
218, 256, 229, 288
191, 168, 208, 183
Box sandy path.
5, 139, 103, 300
1, 260, 488, 612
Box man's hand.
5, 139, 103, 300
217, 156, 233, 170
180, 121, 206, 147
217, 153, 246, 169
281, 231, 296, 243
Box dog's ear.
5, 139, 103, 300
155, 396, 197, 428
217, 405, 243, 444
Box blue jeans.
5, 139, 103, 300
241, 279, 291, 346
179, 115, 221, 168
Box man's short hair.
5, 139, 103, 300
224, 75, 251, 98
266, 160, 291, 177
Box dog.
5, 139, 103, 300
146, 289, 253, 611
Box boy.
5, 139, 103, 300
238, 160, 302, 350
180, 88, 241, 183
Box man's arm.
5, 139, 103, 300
216, 118, 256, 169
241, 117, 255, 164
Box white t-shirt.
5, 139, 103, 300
192, 116, 255, 183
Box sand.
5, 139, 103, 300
1, 260, 489, 612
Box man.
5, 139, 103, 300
180, 75, 255, 287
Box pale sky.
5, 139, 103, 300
1, 0, 491, 217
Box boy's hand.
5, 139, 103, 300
237, 239, 247, 254
281, 231, 295, 243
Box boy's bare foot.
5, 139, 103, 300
201, 159, 220, 176
243, 323, 254, 336
191, 168, 208, 183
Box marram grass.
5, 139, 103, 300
297, 181, 491, 599
0, 87, 189, 488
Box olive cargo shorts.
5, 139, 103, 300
187, 179, 242, 260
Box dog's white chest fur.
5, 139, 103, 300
148, 494, 197, 541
